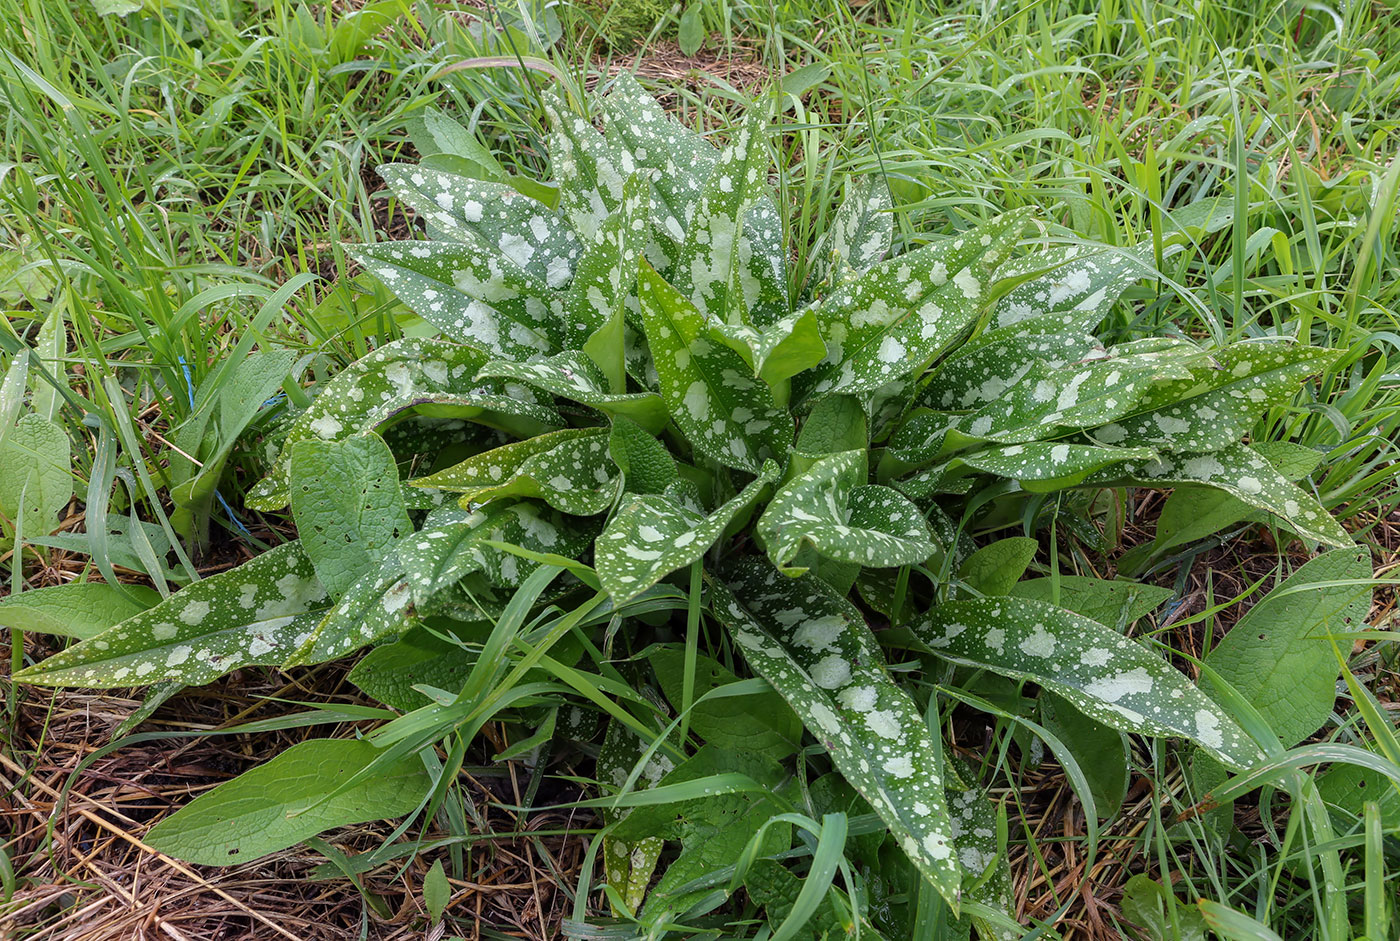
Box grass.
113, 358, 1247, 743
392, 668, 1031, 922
1, 0, 1398, 938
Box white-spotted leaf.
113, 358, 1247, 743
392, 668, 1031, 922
412, 427, 617, 515
474, 351, 668, 432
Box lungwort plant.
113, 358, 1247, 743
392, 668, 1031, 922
14, 76, 1361, 937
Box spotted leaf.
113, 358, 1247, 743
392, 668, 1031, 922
543, 90, 629, 242
375, 164, 580, 289
286, 557, 415, 666
412, 427, 617, 516
474, 352, 668, 432
919, 325, 1101, 412
14, 541, 330, 689
709, 559, 963, 909
989, 244, 1152, 333
758, 450, 935, 572
595, 462, 779, 602
897, 441, 1157, 499
1091, 341, 1338, 452
349, 240, 562, 357
249, 338, 559, 511
906, 597, 1264, 768
638, 263, 793, 472
810, 175, 894, 291
1086, 444, 1351, 547
800, 211, 1029, 401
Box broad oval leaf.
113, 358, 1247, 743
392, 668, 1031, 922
146, 737, 428, 865
0, 582, 161, 640
758, 450, 935, 571
15, 541, 330, 688
710, 559, 963, 910
906, 596, 1264, 768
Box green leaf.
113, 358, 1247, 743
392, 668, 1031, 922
811, 175, 893, 291
608, 416, 677, 494
1009, 576, 1173, 629
648, 646, 801, 757
596, 718, 672, 913
678, 3, 704, 55
897, 441, 1157, 498
15, 541, 330, 688
988, 244, 1150, 333
567, 174, 649, 391
958, 537, 1037, 596
0, 582, 161, 640
906, 597, 1264, 768
349, 624, 483, 711
795, 394, 867, 456
1089, 443, 1351, 548
758, 450, 935, 572
1202, 548, 1371, 747
637, 263, 793, 472
596, 462, 779, 602
146, 737, 428, 865
377, 166, 578, 283
800, 211, 1028, 400
90, 0, 142, 15
250, 338, 558, 511
1091, 341, 1337, 452
412, 427, 617, 515
349, 239, 562, 358
424, 858, 450, 922
291, 433, 411, 599
1040, 693, 1128, 819
475, 352, 668, 432
710, 560, 963, 910
1119, 875, 1208, 941
0, 414, 71, 539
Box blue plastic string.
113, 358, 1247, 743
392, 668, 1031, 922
178, 356, 254, 539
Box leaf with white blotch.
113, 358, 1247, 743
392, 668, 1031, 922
543, 90, 628, 242
710, 559, 963, 909
1091, 341, 1338, 452
0, 582, 161, 640
14, 541, 330, 689
955, 341, 1208, 444
800, 211, 1029, 400
919, 324, 1101, 411
412, 427, 617, 515
290, 433, 411, 599
249, 338, 559, 510
401, 502, 599, 605
146, 737, 428, 865
758, 450, 935, 572
596, 718, 673, 913
287, 557, 414, 666
1202, 548, 1371, 748
566, 174, 649, 390
1086, 444, 1351, 547
905, 597, 1264, 768
474, 352, 668, 432
898, 440, 1157, 499
810, 175, 894, 291
349, 239, 562, 357
596, 462, 779, 602
945, 767, 1017, 941
637, 263, 793, 472
989, 244, 1152, 332
1010, 576, 1173, 629
376, 164, 580, 289
671, 111, 789, 327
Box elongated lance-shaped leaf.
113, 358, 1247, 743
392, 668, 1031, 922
413, 427, 617, 515
287, 557, 414, 666
989, 243, 1152, 332
565, 174, 650, 390
945, 766, 1018, 941
759, 450, 935, 572
918, 324, 1101, 412
710, 559, 963, 910
810, 175, 894, 292
1086, 443, 1351, 547
376, 164, 581, 289
897, 441, 1158, 499
800, 211, 1029, 401
543, 89, 629, 242
955, 340, 1208, 444
595, 462, 779, 602
637, 263, 793, 472
906, 597, 1264, 768
668, 110, 789, 327
475, 352, 668, 433
349, 240, 564, 357
1091, 341, 1338, 452
290, 433, 411, 599
249, 338, 559, 510
14, 541, 330, 689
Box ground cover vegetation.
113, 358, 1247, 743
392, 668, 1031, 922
1, 1, 1398, 939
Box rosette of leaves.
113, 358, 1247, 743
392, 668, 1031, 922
16, 76, 1353, 937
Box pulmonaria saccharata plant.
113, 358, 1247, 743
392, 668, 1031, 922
17, 75, 1353, 938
